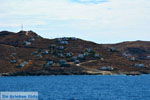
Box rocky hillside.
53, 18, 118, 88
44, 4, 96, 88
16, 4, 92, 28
0, 31, 150, 76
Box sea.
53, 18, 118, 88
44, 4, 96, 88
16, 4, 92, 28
0, 75, 150, 100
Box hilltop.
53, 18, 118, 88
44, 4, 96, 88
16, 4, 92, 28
0, 31, 150, 76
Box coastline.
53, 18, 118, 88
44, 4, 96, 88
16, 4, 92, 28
0, 70, 149, 76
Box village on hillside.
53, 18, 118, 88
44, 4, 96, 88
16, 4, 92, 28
0, 31, 150, 76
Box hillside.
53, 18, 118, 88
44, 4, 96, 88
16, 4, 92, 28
0, 31, 150, 76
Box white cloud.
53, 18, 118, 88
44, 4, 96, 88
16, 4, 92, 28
0, 0, 150, 43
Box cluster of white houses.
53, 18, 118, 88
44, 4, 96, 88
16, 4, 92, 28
30, 37, 102, 68
8, 37, 149, 70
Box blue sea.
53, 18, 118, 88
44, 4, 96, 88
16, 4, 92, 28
0, 75, 150, 100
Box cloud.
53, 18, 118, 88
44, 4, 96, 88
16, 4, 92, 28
0, 0, 150, 43
70, 0, 108, 4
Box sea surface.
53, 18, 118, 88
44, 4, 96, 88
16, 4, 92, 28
0, 75, 150, 100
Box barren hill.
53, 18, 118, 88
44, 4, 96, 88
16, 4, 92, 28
0, 31, 149, 76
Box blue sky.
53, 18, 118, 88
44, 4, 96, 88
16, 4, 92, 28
0, 0, 150, 43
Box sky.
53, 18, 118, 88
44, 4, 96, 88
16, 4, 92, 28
0, 0, 150, 43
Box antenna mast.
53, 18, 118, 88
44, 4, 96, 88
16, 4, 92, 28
21, 24, 23, 31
